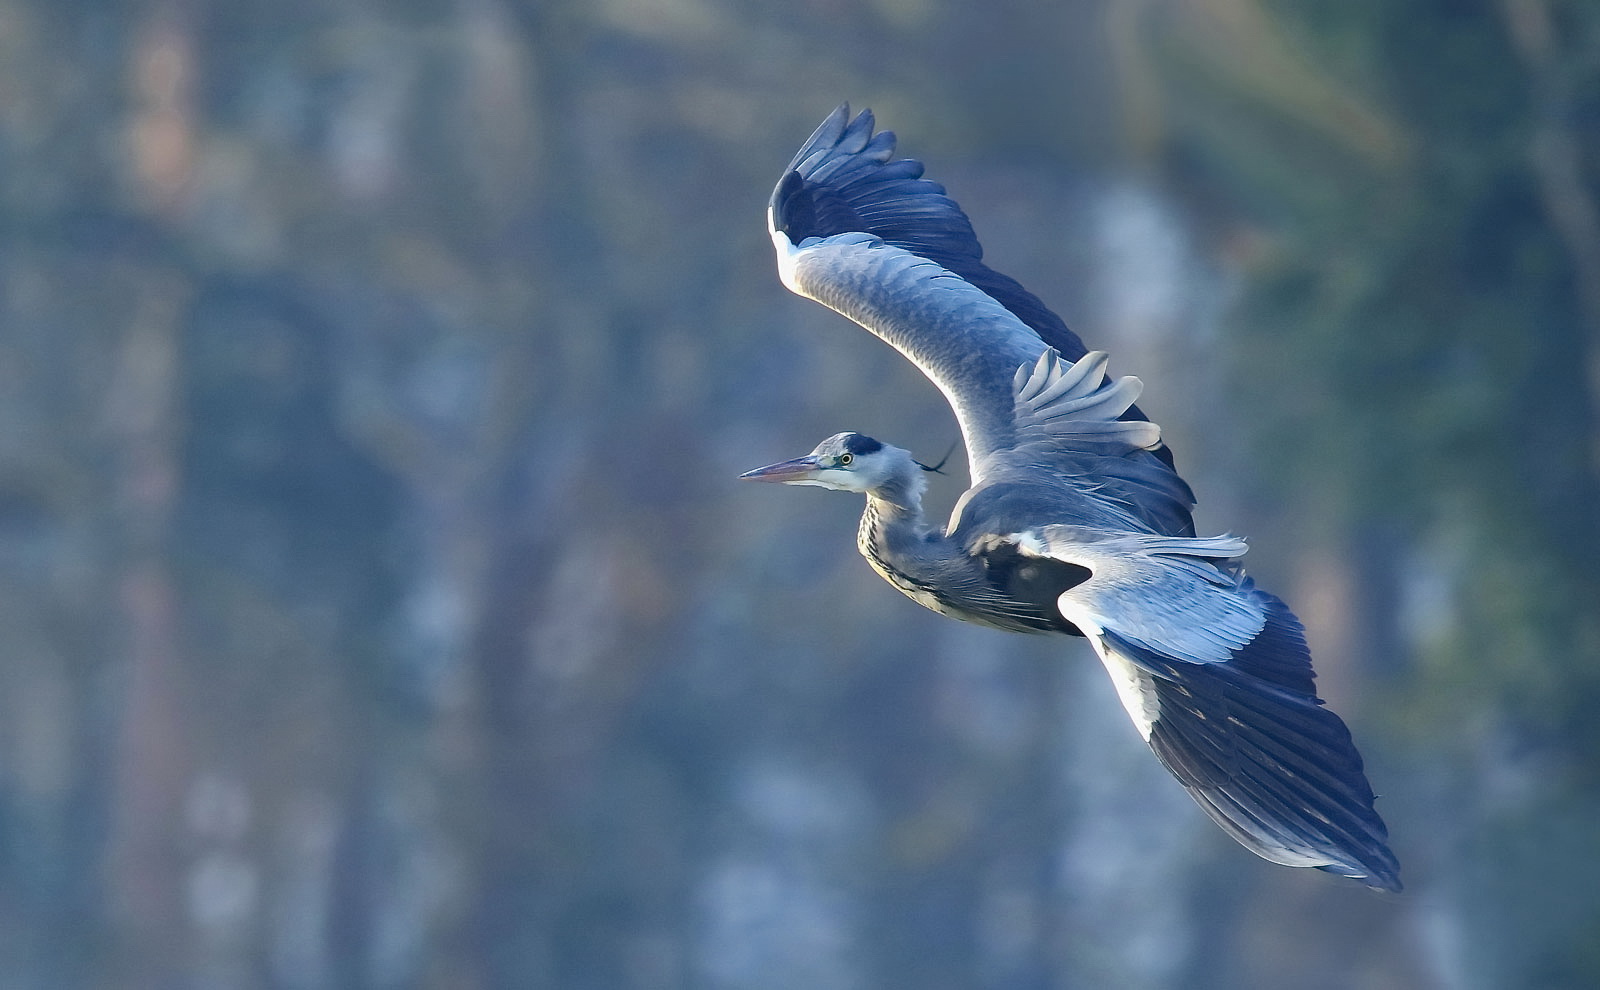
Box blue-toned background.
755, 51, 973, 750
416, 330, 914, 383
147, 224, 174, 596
3, 1, 1596, 987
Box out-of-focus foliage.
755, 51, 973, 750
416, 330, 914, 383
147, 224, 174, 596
0, 0, 1594, 988
1129, 1, 1600, 985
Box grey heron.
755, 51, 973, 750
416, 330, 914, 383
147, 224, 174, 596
741, 106, 1401, 891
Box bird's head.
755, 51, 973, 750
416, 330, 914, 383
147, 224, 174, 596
739, 432, 926, 497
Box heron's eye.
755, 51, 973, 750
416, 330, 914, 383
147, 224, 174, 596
838, 453, 853, 466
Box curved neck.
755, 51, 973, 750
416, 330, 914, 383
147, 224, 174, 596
856, 462, 974, 616
866, 457, 929, 521
858, 466, 936, 573
859, 487, 926, 564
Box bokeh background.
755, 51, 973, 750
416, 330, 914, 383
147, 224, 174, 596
4, 0, 1599, 987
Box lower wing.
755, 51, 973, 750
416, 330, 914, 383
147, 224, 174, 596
1016, 527, 1402, 889
1092, 590, 1401, 890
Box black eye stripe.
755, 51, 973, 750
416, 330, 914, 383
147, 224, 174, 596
841, 433, 882, 456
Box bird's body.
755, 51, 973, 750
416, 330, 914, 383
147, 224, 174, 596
742, 106, 1401, 891
854, 453, 1065, 635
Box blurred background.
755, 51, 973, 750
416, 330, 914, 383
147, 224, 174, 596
3, 0, 1598, 987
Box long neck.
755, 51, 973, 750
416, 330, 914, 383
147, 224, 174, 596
857, 460, 936, 565
866, 453, 930, 524
855, 462, 988, 624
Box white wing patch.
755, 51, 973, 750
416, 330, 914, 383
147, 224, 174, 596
1093, 637, 1162, 740
1016, 526, 1267, 666
1004, 525, 1266, 743
770, 220, 805, 295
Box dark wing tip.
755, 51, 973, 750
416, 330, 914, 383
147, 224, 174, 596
768, 105, 1101, 373
1111, 590, 1402, 891
770, 105, 893, 243
793, 104, 857, 172
769, 169, 808, 240
769, 105, 962, 250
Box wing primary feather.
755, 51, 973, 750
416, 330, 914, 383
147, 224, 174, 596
1100, 598, 1401, 891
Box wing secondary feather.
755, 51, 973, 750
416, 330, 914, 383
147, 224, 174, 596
1003, 528, 1400, 890
1021, 526, 1265, 666
946, 350, 1195, 538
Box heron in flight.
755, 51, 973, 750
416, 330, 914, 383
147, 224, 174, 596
741, 106, 1400, 891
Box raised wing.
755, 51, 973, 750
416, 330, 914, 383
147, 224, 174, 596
771, 104, 1091, 359
1013, 527, 1401, 890
770, 105, 1173, 484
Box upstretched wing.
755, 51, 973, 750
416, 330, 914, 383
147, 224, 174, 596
771, 104, 1090, 360
769, 105, 1172, 484
1011, 527, 1402, 891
